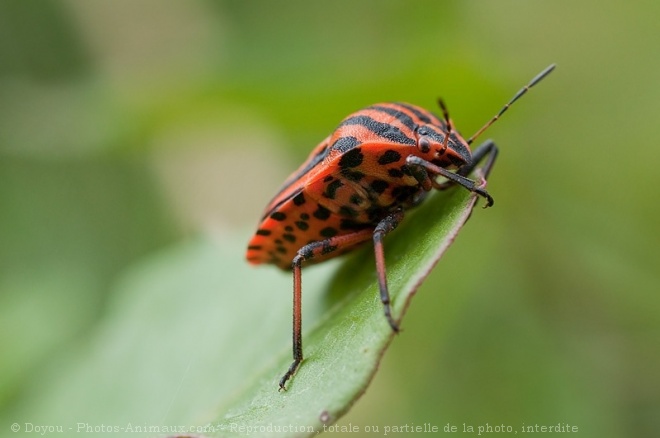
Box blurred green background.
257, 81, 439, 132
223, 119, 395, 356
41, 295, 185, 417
1, 0, 658, 437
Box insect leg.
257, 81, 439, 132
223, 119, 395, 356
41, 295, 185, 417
408, 189, 429, 208
433, 140, 499, 192
279, 228, 374, 391
406, 156, 494, 207
458, 139, 499, 178
373, 208, 406, 333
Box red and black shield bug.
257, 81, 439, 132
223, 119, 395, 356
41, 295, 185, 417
247, 64, 555, 390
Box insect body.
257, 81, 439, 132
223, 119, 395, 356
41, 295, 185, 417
246, 64, 555, 390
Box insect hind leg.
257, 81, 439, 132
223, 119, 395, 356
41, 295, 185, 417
279, 228, 373, 391
373, 208, 406, 333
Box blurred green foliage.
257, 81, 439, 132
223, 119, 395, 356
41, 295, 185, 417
1, 0, 658, 437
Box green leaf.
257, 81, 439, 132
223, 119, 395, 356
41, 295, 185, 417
7, 183, 481, 437
208, 185, 482, 437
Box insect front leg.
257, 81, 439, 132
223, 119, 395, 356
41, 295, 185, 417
373, 208, 405, 333
458, 139, 499, 178
280, 228, 374, 391
434, 140, 499, 191
406, 155, 494, 207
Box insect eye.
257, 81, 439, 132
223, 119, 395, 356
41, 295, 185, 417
417, 127, 428, 136
418, 138, 430, 153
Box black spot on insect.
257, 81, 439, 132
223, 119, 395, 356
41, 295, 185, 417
396, 103, 432, 123
276, 246, 287, 254
330, 136, 360, 153
256, 229, 271, 236
367, 206, 387, 222
370, 105, 417, 131
295, 220, 309, 231
301, 246, 314, 259
339, 206, 358, 218
283, 233, 296, 243
341, 168, 365, 182
392, 186, 418, 203
349, 194, 364, 205
340, 219, 372, 231
320, 227, 338, 238
339, 148, 364, 168
340, 115, 415, 145
313, 205, 331, 220
292, 192, 306, 206
248, 245, 262, 250
400, 164, 412, 176
275, 238, 283, 245
270, 211, 286, 221
388, 168, 404, 178
432, 157, 451, 167
285, 225, 294, 232
378, 150, 402, 165
323, 175, 334, 182
323, 179, 343, 199
300, 213, 310, 220
322, 244, 338, 255
370, 179, 389, 194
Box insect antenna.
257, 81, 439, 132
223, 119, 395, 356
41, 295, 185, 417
437, 98, 452, 153
467, 64, 556, 145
